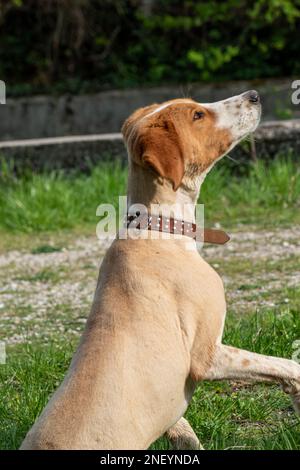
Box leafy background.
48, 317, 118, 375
0, 0, 300, 96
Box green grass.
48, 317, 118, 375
0, 161, 127, 233
1, 308, 299, 450
158, 307, 300, 450
0, 157, 299, 233
13, 267, 66, 284
200, 157, 300, 227
185, 309, 300, 451
31, 245, 63, 254
0, 345, 72, 450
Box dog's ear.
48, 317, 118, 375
122, 104, 184, 191
140, 126, 184, 191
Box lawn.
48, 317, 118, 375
0, 157, 299, 236
0, 157, 299, 450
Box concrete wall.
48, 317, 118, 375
0, 78, 299, 140
1, 120, 299, 173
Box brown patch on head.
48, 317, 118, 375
122, 99, 233, 190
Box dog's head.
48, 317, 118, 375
122, 91, 261, 190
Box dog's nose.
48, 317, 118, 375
243, 90, 260, 104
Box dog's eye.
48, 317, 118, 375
193, 111, 205, 120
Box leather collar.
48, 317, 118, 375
126, 214, 230, 245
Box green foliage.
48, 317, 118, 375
0, 0, 299, 95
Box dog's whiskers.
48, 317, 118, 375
244, 134, 258, 144
225, 154, 239, 164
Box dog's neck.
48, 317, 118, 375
127, 162, 204, 224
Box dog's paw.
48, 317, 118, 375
291, 391, 300, 415
166, 417, 204, 450
282, 378, 300, 415
169, 432, 203, 450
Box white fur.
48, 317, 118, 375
201, 93, 261, 140
142, 99, 193, 120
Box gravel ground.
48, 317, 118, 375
0, 227, 299, 345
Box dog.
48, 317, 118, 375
20, 91, 300, 450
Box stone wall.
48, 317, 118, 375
0, 120, 299, 173
0, 78, 299, 140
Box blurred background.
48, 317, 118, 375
0, 0, 300, 169
0, 0, 300, 451
1, 0, 300, 93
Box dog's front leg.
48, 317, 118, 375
202, 345, 300, 413
165, 417, 203, 450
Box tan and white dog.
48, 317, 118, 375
21, 91, 300, 450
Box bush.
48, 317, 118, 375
0, 0, 300, 95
